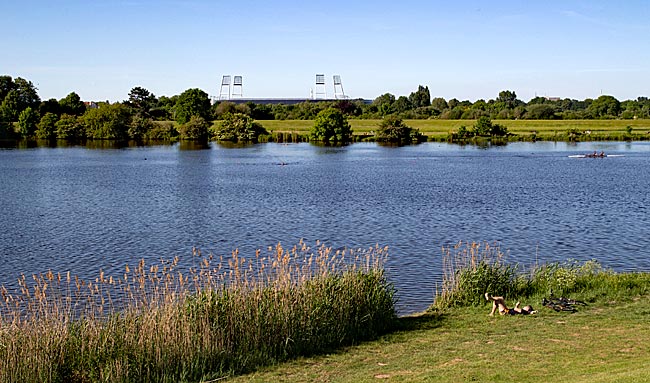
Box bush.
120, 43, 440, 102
81, 103, 132, 140
178, 115, 209, 140
474, 116, 508, 137
212, 112, 268, 142
17, 106, 39, 138
432, 241, 650, 311
55, 114, 85, 140
128, 115, 154, 140
146, 121, 178, 140
434, 241, 518, 308
310, 108, 352, 144
36, 112, 59, 140
376, 115, 424, 144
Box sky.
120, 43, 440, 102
1, 0, 649, 103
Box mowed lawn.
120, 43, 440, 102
257, 119, 650, 140
229, 297, 650, 382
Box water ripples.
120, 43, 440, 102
1, 142, 650, 314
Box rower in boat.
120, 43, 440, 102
585, 151, 605, 158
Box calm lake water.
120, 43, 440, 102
1, 141, 650, 314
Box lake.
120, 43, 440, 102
1, 141, 649, 314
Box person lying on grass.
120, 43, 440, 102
485, 293, 537, 316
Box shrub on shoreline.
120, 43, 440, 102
433, 241, 650, 310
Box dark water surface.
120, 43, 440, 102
2, 141, 650, 313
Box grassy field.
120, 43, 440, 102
227, 242, 650, 382
229, 298, 650, 383
257, 119, 650, 141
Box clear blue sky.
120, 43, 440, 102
2, 0, 649, 103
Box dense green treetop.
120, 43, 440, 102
213, 112, 268, 142
310, 108, 352, 144
82, 103, 132, 140
59, 92, 86, 116
17, 107, 39, 138
409, 85, 431, 108
178, 115, 209, 140
174, 88, 210, 124
127, 87, 157, 117
376, 115, 424, 144
36, 112, 59, 140
588, 95, 621, 118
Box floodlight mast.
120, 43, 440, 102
219, 75, 231, 100
314, 74, 327, 99
333, 75, 347, 99
232, 76, 243, 98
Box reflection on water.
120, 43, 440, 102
1, 141, 649, 314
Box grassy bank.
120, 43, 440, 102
230, 297, 650, 382
228, 241, 650, 382
256, 119, 650, 142
4, 241, 649, 382
0, 243, 396, 382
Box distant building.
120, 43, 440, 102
84, 101, 99, 109
545, 97, 561, 102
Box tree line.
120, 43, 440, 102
1, 74, 649, 142
232, 87, 650, 121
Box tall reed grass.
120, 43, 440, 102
0, 241, 396, 382
433, 240, 650, 310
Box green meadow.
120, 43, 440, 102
230, 299, 650, 383
229, 241, 650, 383
256, 119, 650, 141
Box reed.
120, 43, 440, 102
434, 241, 518, 308
433, 240, 650, 310
0, 241, 396, 382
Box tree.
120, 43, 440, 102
146, 121, 177, 140
39, 98, 61, 116
59, 92, 86, 116
81, 103, 132, 140
525, 104, 556, 119
17, 107, 39, 138
1, 90, 21, 121
55, 114, 84, 140
0, 75, 14, 101
213, 101, 252, 119
178, 115, 210, 140
497, 90, 518, 108
588, 95, 621, 118
393, 96, 412, 114
150, 95, 174, 120
174, 88, 210, 124
373, 93, 395, 116
409, 85, 431, 108
0, 104, 12, 138
456, 125, 471, 139
12, 77, 41, 112
213, 112, 268, 142
376, 115, 424, 144
127, 86, 157, 117
248, 102, 273, 120
431, 97, 448, 113
36, 112, 59, 139
310, 108, 352, 143
473, 116, 508, 137
334, 100, 362, 117
128, 115, 153, 140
